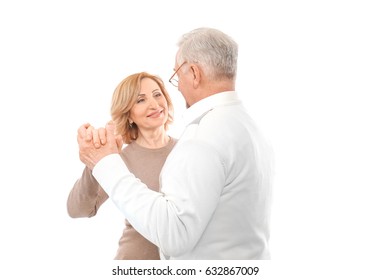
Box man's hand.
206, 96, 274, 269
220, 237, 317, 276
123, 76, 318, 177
78, 121, 120, 170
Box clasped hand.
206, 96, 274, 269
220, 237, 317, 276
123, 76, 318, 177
77, 121, 123, 170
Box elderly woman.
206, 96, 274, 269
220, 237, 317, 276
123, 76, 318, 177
67, 72, 177, 259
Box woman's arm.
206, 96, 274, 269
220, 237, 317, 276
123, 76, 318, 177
67, 166, 108, 218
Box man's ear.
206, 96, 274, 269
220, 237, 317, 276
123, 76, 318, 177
190, 64, 201, 88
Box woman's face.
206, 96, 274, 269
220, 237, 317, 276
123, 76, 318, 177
129, 77, 169, 131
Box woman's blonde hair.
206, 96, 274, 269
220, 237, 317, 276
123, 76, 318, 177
111, 72, 174, 144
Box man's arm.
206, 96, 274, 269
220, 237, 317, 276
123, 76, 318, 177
91, 138, 225, 257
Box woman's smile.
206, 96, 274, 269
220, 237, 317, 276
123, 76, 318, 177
147, 109, 164, 118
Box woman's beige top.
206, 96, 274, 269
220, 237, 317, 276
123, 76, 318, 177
67, 138, 177, 259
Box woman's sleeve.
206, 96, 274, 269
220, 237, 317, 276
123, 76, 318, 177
67, 166, 108, 218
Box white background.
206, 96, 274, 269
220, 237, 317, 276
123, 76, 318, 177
1, 0, 369, 279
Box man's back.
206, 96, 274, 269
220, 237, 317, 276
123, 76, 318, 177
160, 92, 274, 259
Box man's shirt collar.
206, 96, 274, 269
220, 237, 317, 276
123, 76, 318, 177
182, 91, 240, 126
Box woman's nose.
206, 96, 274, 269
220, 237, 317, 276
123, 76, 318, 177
148, 97, 159, 108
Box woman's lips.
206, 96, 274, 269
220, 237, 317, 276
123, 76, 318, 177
147, 109, 163, 118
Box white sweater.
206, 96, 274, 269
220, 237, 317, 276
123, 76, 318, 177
93, 91, 274, 259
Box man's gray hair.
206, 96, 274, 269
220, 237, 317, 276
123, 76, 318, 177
177, 27, 238, 81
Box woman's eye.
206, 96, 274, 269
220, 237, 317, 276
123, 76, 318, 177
137, 99, 145, 103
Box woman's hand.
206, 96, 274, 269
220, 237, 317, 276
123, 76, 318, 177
77, 121, 119, 170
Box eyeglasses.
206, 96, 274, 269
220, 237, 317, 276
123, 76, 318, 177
169, 61, 186, 87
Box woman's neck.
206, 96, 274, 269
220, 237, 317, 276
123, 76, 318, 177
135, 128, 170, 149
